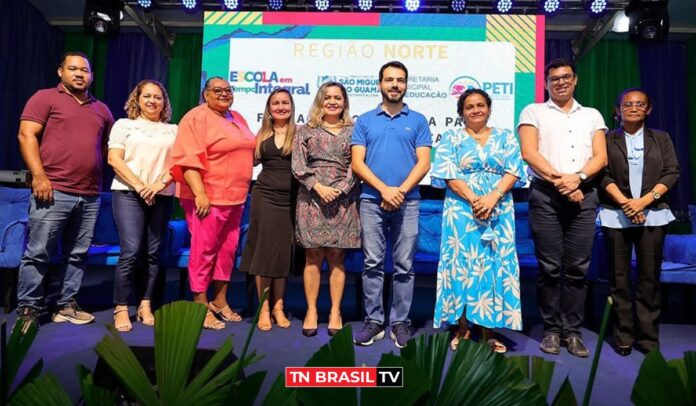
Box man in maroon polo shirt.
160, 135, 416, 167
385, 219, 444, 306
16, 51, 114, 329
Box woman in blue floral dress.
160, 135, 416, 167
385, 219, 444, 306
431, 89, 525, 353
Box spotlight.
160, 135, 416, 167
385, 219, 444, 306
626, 0, 669, 41
83, 0, 123, 35
404, 0, 421, 12
268, 0, 284, 10
182, 0, 197, 10
493, 0, 513, 13
137, 0, 152, 7
585, 0, 607, 15
450, 0, 466, 12
315, 0, 330, 11
612, 10, 630, 32
356, 0, 374, 11
222, 0, 240, 10
540, 0, 561, 14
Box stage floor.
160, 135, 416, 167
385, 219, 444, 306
2, 269, 695, 405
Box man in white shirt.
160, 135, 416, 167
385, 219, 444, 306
518, 58, 607, 358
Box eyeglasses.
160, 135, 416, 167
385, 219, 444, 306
208, 87, 233, 96
548, 73, 575, 84
621, 101, 649, 110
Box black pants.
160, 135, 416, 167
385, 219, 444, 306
603, 225, 666, 351
529, 180, 598, 338
112, 191, 173, 305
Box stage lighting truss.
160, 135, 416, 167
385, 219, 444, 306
585, 0, 607, 15
268, 0, 284, 10
540, 0, 561, 13
356, 0, 374, 11
493, 0, 513, 13
404, 0, 421, 12
450, 0, 466, 12
315, 0, 331, 11
222, 0, 240, 9
123, 0, 631, 15
182, 0, 197, 9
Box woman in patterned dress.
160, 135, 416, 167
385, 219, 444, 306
431, 89, 525, 353
292, 82, 361, 337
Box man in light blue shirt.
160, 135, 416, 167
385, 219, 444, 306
351, 61, 432, 348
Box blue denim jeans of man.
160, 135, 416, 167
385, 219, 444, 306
17, 191, 100, 310
112, 191, 173, 305
360, 199, 419, 326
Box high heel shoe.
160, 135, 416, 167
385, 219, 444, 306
302, 313, 318, 337
136, 303, 154, 327
257, 309, 272, 332
327, 312, 343, 337
272, 309, 291, 329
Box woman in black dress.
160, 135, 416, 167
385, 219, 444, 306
240, 88, 297, 331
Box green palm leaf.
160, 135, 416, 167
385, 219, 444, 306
360, 353, 430, 405
178, 336, 235, 401
94, 324, 161, 406
2, 319, 40, 402
229, 371, 267, 405
400, 332, 448, 404
188, 352, 262, 403
9, 374, 72, 406
436, 339, 546, 406
508, 355, 556, 396
76, 364, 116, 406
262, 373, 298, 406
632, 350, 690, 405
296, 326, 358, 406
667, 351, 696, 405
551, 377, 578, 406
155, 301, 207, 405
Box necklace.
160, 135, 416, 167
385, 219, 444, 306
466, 126, 490, 142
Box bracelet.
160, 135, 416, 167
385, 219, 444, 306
494, 187, 505, 197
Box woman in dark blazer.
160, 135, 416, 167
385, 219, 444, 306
598, 88, 679, 356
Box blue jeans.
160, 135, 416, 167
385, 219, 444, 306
17, 191, 100, 309
112, 191, 172, 305
360, 199, 419, 326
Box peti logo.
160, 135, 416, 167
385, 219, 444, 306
449, 76, 514, 99
285, 367, 403, 387
449, 76, 481, 99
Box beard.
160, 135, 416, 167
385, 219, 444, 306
381, 87, 405, 104
62, 79, 89, 95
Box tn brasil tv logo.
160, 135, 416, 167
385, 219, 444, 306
449, 76, 514, 99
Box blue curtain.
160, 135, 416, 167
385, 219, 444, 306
638, 41, 692, 214
545, 38, 574, 63
0, 0, 63, 171
103, 33, 169, 120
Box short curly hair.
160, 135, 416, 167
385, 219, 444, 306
124, 80, 172, 123
456, 88, 492, 118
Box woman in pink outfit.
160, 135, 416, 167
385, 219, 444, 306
170, 76, 256, 330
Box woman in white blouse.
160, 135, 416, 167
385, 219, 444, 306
107, 80, 177, 332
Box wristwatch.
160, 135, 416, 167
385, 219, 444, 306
651, 190, 661, 200
575, 171, 588, 181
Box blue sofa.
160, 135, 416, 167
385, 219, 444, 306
2, 185, 695, 313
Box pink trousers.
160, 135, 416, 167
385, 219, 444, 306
181, 199, 244, 293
